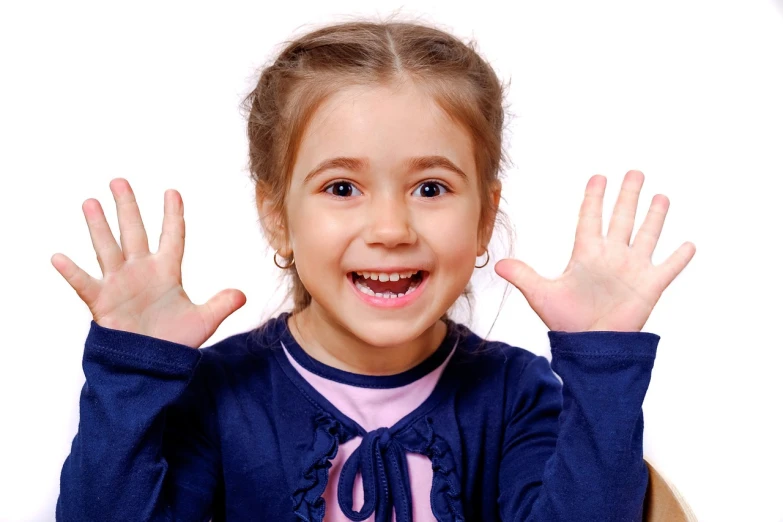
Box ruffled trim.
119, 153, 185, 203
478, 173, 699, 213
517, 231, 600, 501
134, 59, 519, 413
397, 416, 465, 522
291, 411, 465, 522
291, 411, 354, 521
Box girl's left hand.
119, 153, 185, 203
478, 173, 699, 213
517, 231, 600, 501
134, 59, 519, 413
494, 170, 696, 333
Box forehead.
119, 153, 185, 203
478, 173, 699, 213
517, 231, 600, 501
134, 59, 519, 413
293, 81, 475, 177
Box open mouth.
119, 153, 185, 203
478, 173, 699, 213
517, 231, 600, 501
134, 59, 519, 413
349, 270, 427, 299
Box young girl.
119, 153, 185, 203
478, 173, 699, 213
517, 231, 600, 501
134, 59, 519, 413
53, 19, 695, 522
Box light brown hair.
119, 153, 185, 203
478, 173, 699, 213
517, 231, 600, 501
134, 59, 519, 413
241, 16, 512, 319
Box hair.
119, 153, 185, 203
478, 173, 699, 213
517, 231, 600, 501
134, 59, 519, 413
241, 15, 514, 324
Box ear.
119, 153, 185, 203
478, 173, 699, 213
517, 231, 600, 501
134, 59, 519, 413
478, 180, 502, 255
257, 196, 291, 256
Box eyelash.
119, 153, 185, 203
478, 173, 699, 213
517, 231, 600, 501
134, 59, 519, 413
323, 179, 451, 198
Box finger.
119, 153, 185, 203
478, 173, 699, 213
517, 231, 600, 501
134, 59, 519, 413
607, 170, 644, 245
655, 242, 697, 294
574, 175, 607, 247
110, 178, 150, 258
494, 258, 546, 306
82, 198, 124, 274
51, 253, 101, 305
198, 289, 247, 336
158, 189, 185, 266
632, 194, 670, 259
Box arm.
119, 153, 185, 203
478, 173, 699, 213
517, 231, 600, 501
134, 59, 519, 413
56, 321, 222, 522
498, 330, 659, 522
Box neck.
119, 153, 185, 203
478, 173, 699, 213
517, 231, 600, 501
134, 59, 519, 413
287, 305, 447, 376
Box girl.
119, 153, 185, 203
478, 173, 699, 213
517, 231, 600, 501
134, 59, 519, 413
53, 19, 696, 522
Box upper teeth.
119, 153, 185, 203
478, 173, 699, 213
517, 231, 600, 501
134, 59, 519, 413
356, 271, 418, 281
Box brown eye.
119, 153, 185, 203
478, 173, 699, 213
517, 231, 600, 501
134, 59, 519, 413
413, 181, 448, 198
324, 181, 361, 198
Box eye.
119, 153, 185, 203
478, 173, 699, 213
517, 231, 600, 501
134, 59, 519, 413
324, 181, 362, 198
413, 180, 449, 198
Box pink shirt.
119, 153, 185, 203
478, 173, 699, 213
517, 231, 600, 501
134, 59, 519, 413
282, 342, 457, 521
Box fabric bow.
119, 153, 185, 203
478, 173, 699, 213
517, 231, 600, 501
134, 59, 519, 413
337, 427, 414, 522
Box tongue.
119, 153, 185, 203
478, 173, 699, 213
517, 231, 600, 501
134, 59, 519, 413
364, 277, 412, 295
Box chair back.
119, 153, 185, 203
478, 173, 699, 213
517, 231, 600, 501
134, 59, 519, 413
643, 458, 698, 521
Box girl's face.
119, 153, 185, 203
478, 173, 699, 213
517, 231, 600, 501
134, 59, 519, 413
282, 80, 494, 348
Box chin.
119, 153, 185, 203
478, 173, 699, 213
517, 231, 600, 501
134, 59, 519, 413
338, 312, 435, 349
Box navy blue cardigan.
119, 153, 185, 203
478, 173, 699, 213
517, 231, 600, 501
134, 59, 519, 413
56, 312, 659, 521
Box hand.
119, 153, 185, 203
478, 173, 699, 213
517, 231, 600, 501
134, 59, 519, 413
51, 178, 246, 348
494, 170, 696, 333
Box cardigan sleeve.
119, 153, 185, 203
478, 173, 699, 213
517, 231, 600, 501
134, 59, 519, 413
56, 321, 222, 522
497, 330, 659, 522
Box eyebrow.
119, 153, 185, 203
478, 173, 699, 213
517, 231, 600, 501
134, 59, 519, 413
302, 155, 469, 184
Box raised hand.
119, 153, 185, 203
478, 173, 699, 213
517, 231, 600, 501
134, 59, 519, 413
495, 170, 696, 333
51, 178, 246, 348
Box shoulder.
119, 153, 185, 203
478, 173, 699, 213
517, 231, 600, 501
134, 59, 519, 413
447, 322, 561, 392
195, 314, 288, 376
449, 321, 547, 371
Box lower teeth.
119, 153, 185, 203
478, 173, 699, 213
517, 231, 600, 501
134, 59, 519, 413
353, 276, 421, 298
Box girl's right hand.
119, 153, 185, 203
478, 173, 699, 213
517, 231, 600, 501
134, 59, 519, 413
51, 178, 247, 349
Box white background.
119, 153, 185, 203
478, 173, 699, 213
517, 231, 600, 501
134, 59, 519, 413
1, 1, 782, 521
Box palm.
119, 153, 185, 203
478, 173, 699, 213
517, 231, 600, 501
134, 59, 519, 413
524, 237, 661, 333
92, 256, 210, 348
52, 178, 245, 348
496, 170, 696, 333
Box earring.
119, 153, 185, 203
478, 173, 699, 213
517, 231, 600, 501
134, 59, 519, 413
475, 250, 490, 269
273, 251, 295, 269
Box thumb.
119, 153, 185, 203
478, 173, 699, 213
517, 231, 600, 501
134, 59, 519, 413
199, 289, 247, 334
494, 258, 546, 303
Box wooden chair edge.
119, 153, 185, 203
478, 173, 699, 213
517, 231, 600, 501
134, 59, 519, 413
643, 457, 699, 522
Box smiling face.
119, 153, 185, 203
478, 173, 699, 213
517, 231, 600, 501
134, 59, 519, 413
270, 79, 496, 349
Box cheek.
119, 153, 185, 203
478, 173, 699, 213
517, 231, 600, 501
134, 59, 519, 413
287, 203, 356, 291
417, 203, 480, 249
415, 205, 480, 277
289, 231, 345, 302
289, 201, 349, 252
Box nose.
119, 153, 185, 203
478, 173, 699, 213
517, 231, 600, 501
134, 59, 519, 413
363, 192, 417, 247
